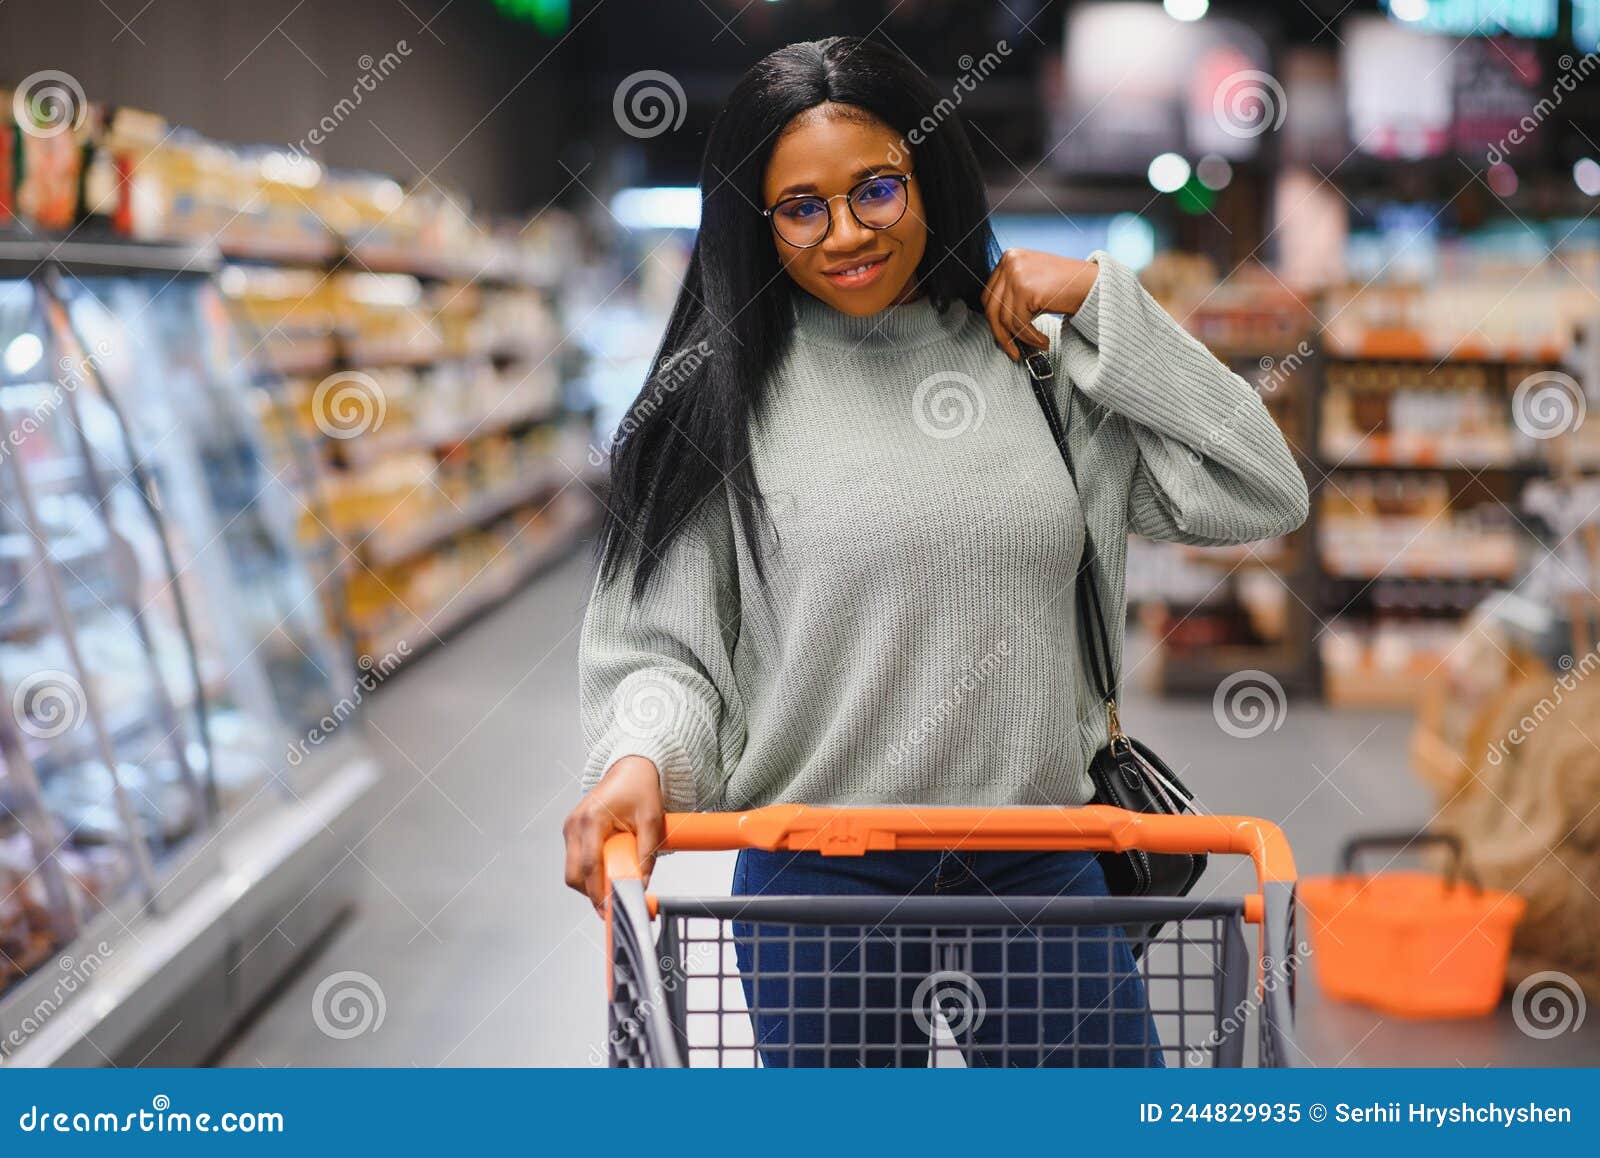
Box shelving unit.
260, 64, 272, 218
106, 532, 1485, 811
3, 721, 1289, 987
219, 223, 600, 667
1134, 252, 1600, 709
0, 244, 378, 1066
1313, 347, 1563, 708
0, 83, 602, 1063
1136, 261, 1324, 699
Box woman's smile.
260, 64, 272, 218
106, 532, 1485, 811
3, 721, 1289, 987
820, 251, 892, 290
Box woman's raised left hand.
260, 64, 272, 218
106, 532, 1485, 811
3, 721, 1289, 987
981, 248, 1099, 361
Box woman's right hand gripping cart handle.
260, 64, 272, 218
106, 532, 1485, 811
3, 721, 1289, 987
562, 755, 666, 913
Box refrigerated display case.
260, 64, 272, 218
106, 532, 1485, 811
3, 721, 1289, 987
0, 240, 378, 1066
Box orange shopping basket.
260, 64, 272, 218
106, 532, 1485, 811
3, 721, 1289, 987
1298, 830, 1526, 1019
600, 805, 1301, 1067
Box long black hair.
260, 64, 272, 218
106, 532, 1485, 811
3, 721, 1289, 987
597, 35, 1001, 600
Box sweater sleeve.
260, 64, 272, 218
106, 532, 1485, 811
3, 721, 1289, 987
577, 487, 741, 812
1057, 250, 1310, 546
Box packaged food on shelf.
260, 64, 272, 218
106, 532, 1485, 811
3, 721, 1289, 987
1318, 474, 1523, 580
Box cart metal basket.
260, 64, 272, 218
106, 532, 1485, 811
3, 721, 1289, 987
602, 805, 1299, 1068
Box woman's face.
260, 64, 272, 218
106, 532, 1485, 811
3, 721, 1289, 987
761, 105, 928, 316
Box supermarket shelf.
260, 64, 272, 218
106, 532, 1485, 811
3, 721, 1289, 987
219, 234, 341, 267
1323, 332, 1564, 364
358, 496, 597, 662
336, 398, 563, 466
2, 746, 379, 1067
1158, 643, 1319, 698
362, 457, 574, 568
0, 234, 220, 278
344, 242, 559, 290
221, 234, 557, 290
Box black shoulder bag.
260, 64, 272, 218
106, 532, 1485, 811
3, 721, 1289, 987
1021, 348, 1208, 956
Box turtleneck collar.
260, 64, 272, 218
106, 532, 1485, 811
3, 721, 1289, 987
789, 289, 971, 350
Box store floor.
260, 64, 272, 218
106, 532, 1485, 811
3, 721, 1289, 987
220, 552, 1598, 1068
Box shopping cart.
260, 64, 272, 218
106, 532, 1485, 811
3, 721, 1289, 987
601, 805, 1300, 1068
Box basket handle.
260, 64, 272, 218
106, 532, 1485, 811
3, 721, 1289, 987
641, 804, 1295, 887
1338, 829, 1479, 890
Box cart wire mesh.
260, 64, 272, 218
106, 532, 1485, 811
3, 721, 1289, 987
608, 886, 1296, 1068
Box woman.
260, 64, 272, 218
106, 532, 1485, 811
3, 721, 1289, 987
563, 37, 1309, 1067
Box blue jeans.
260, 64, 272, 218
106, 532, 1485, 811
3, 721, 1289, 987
730, 847, 1165, 1068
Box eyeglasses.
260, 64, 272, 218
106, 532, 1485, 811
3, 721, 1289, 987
761, 173, 912, 249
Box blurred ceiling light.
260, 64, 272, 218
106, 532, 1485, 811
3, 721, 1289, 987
1147, 153, 1191, 194
610, 186, 702, 231
1388, 0, 1429, 21
3, 333, 43, 377
1196, 154, 1233, 190
1164, 0, 1209, 19
1487, 162, 1518, 198
1574, 158, 1600, 196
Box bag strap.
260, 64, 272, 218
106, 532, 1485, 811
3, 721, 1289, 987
1022, 348, 1128, 748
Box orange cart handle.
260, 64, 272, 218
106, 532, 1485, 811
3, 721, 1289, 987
602, 804, 1295, 899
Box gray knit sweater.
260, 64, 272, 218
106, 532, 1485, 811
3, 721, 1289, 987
577, 251, 1309, 812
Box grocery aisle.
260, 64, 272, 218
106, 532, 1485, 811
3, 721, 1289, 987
218, 550, 1600, 1068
